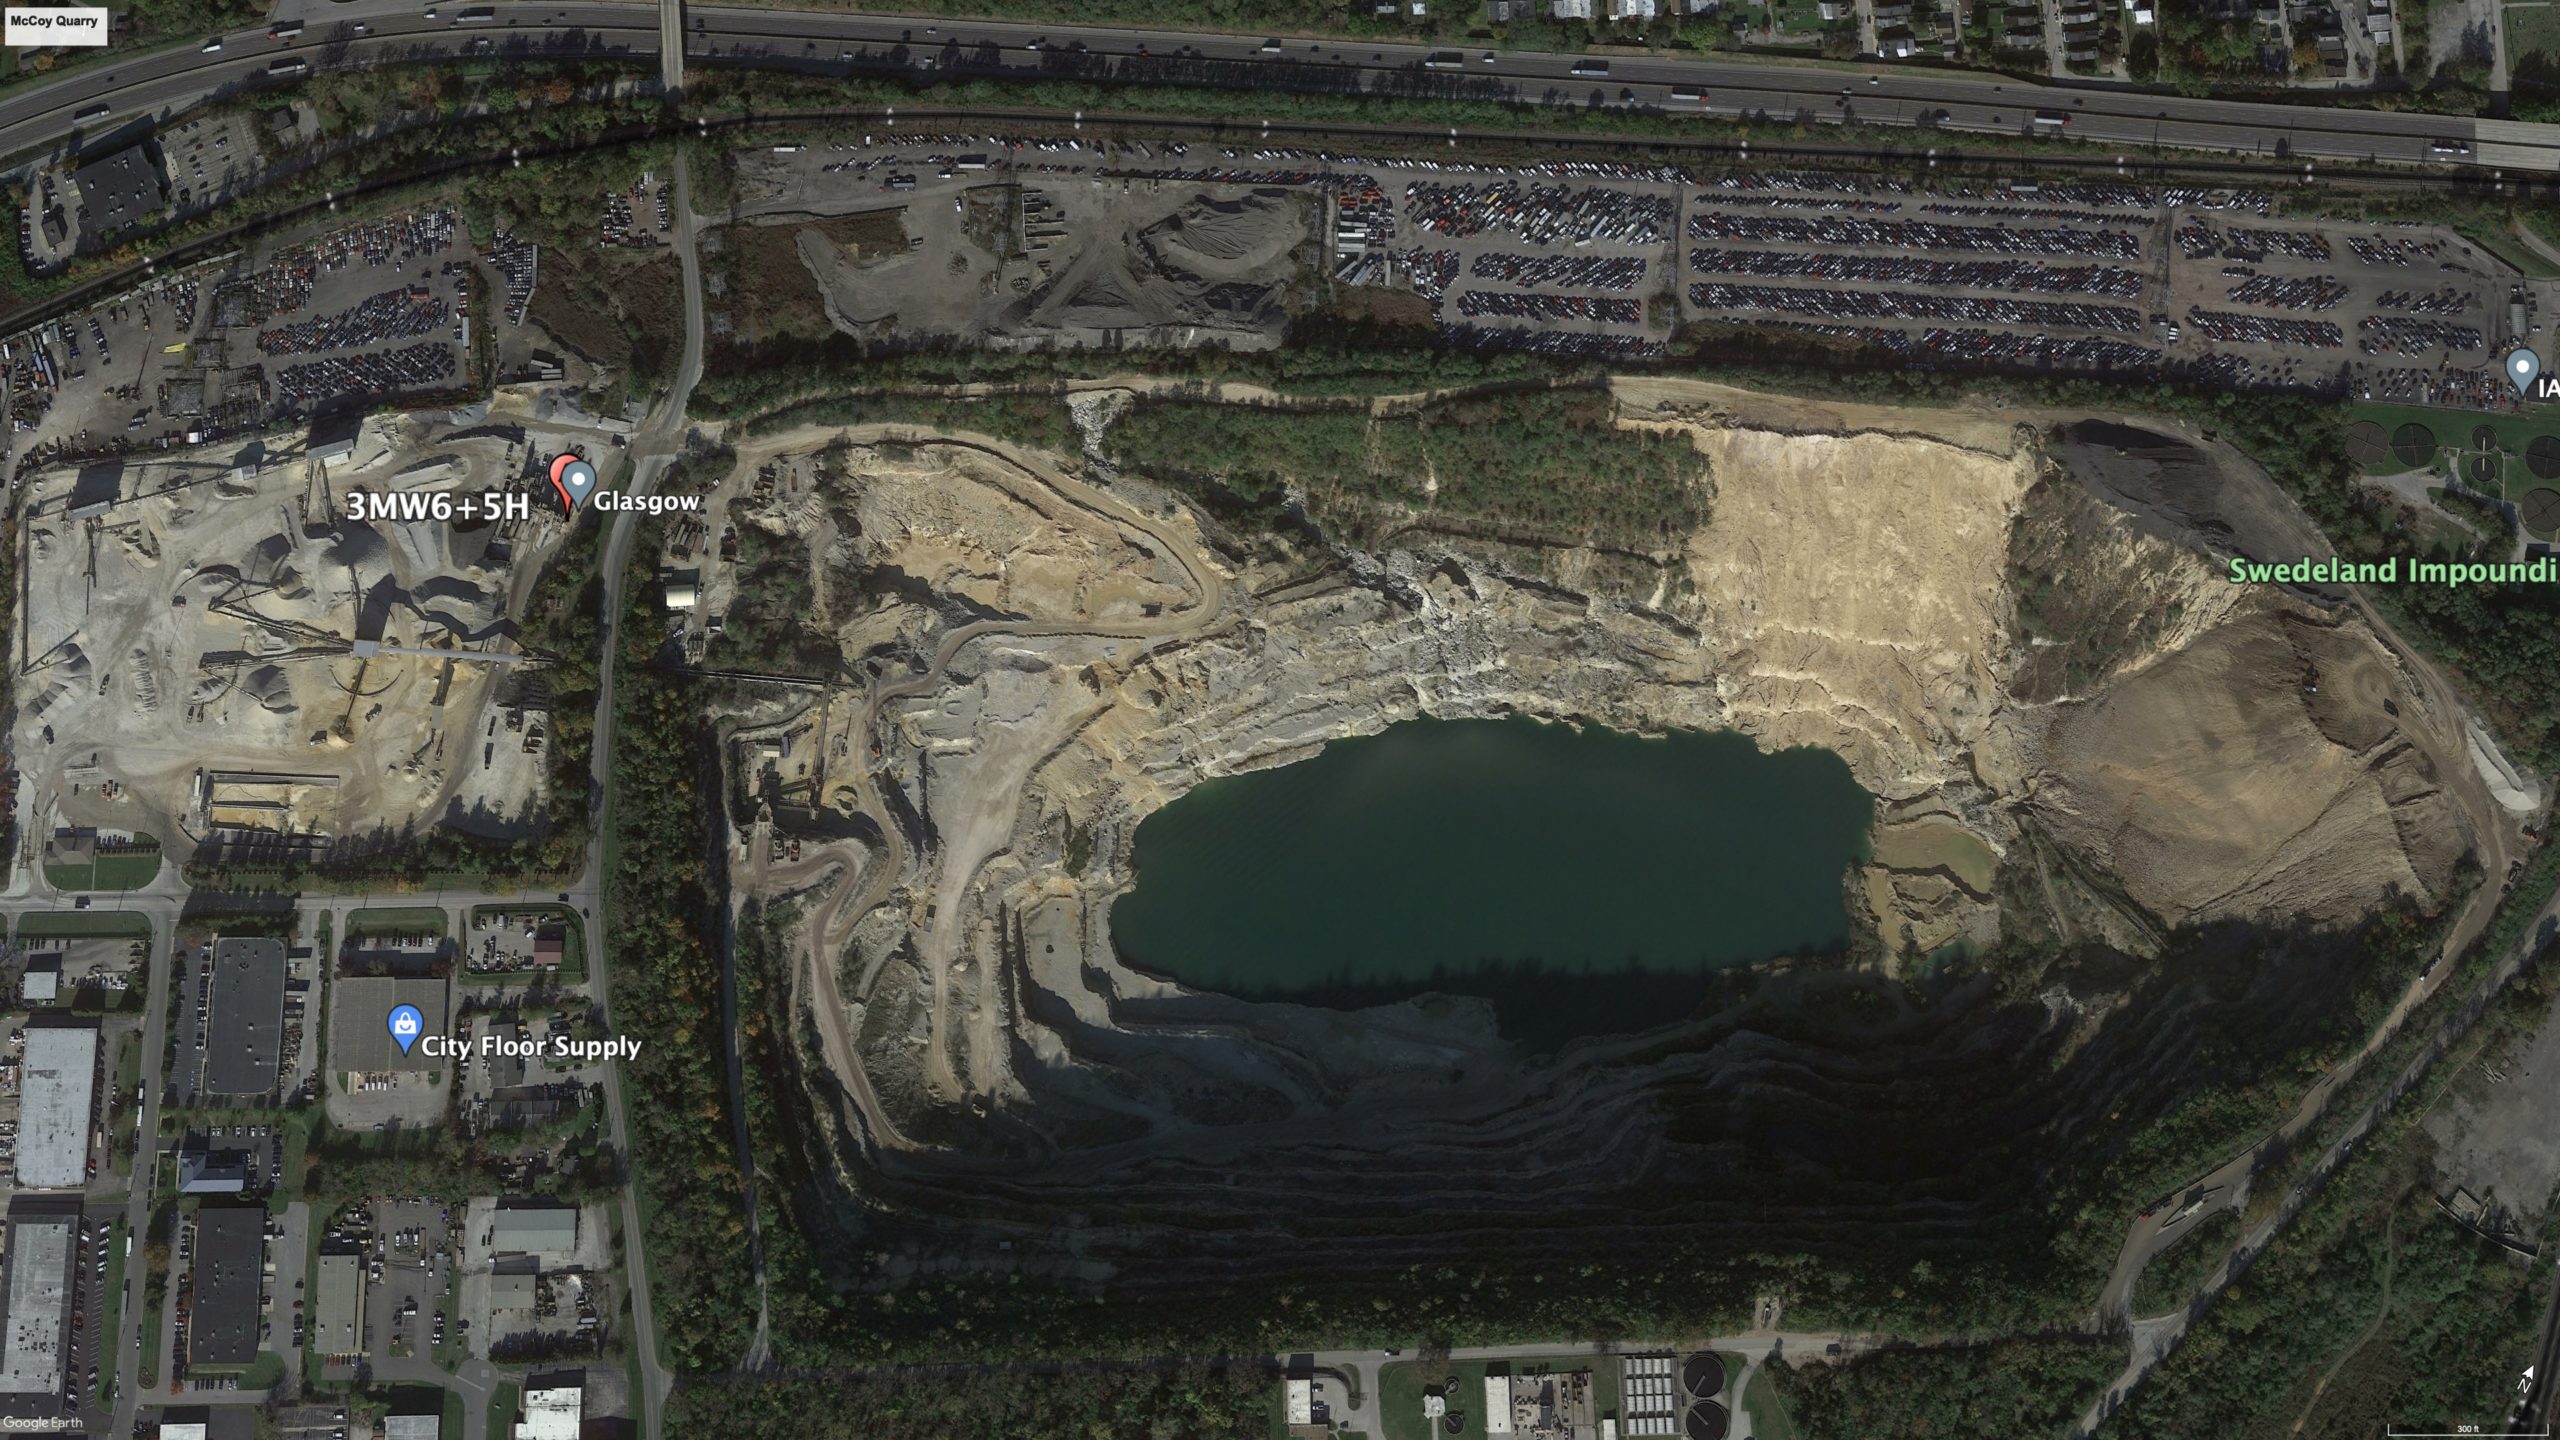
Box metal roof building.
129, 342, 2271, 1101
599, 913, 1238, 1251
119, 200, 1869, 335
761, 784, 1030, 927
0, 1207, 74, 1405
204, 937, 287, 1095
488, 1206, 578, 1263
385, 1413, 443, 1440
512, 1379, 581, 1440
313, 1253, 366, 1358
189, 1204, 267, 1366
150, 1408, 253, 1440
329, 976, 448, 1074
15, 1024, 98, 1190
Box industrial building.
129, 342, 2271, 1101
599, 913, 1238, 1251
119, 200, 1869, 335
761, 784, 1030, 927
512, 1375, 582, 1440
152, 1407, 254, 1440
488, 1206, 579, 1264
385, 1412, 443, 1440
313, 1252, 367, 1358
71, 142, 165, 235
189, 1204, 268, 1366
203, 937, 287, 1095
15, 1022, 99, 1190
329, 976, 448, 1074
0, 1202, 77, 1421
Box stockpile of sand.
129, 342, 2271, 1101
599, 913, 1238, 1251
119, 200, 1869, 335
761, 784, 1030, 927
2026, 611, 2470, 928
1142, 191, 1304, 278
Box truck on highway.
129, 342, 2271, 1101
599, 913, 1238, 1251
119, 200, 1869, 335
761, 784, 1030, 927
1570, 58, 1610, 77
1424, 50, 1466, 69
268, 20, 302, 40
1671, 85, 1708, 103
268, 56, 310, 77
72, 103, 110, 125
2033, 109, 2069, 128
455, 4, 495, 20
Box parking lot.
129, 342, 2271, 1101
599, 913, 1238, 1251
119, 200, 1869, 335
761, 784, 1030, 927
2, 207, 478, 483
728, 139, 2557, 405
366, 1198, 459, 1366
67, 1211, 114, 1426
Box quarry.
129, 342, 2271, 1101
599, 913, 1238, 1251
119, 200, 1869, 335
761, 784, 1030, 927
8, 400, 619, 868
692, 373, 2531, 1301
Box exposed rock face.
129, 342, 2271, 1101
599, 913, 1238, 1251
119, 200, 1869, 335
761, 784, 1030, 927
1678, 424, 2034, 800
782, 397, 2476, 1162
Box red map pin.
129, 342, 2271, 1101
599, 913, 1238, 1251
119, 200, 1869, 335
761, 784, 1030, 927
549, 453, 598, 516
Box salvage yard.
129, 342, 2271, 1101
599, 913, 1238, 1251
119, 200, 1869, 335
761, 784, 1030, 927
719, 139, 2560, 410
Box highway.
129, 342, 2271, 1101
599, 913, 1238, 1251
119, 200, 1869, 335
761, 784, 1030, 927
0, 0, 2552, 182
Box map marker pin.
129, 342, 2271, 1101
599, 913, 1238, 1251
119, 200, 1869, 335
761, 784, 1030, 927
387, 1003, 424, 1057
550, 453, 598, 517
2506, 347, 2542, 399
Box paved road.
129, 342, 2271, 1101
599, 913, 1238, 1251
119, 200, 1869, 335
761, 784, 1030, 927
570, 143, 707, 1440
101, 915, 174, 1437
0, 1, 2550, 179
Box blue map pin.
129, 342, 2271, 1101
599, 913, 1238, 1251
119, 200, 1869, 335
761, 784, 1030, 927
550, 453, 598, 516
2507, 347, 2543, 399
387, 1004, 424, 1057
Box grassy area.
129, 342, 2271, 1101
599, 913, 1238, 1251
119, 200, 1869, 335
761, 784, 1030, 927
1380, 1360, 1496, 1440
346, 906, 452, 939
444, 1387, 467, 1436
43, 840, 162, 892
1743, 1365, 1799, 1440
13, 909, 152, 940
2507, 0, 2560, 62
137, 1206, 172, 1390
111, 1035, 143, 1172
625, 1333, 650, 1438
487, 1380, 521, 1440
1766, 0, 1835, 38
2451, 213, 2560, 279
2346, 399, 2560, 497
196, 1351, 289, 1391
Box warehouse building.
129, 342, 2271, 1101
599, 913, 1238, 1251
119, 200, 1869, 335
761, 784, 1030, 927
313, 1252, 366, 1358
512, 1375, 582, 1440
203, 937, 287, 1095
16, 1023, 99, 1190
189, 1204, 268, 1366
386, 1412, 444, 1440
488, 1206, 578, 1264
0, 1202, 77, 1420
329, 976, 448, 1074
151, 1407, 254, 1440
71, 142, 166, 235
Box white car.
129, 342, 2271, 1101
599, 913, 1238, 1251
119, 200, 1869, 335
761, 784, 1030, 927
201, 36, 222, 51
